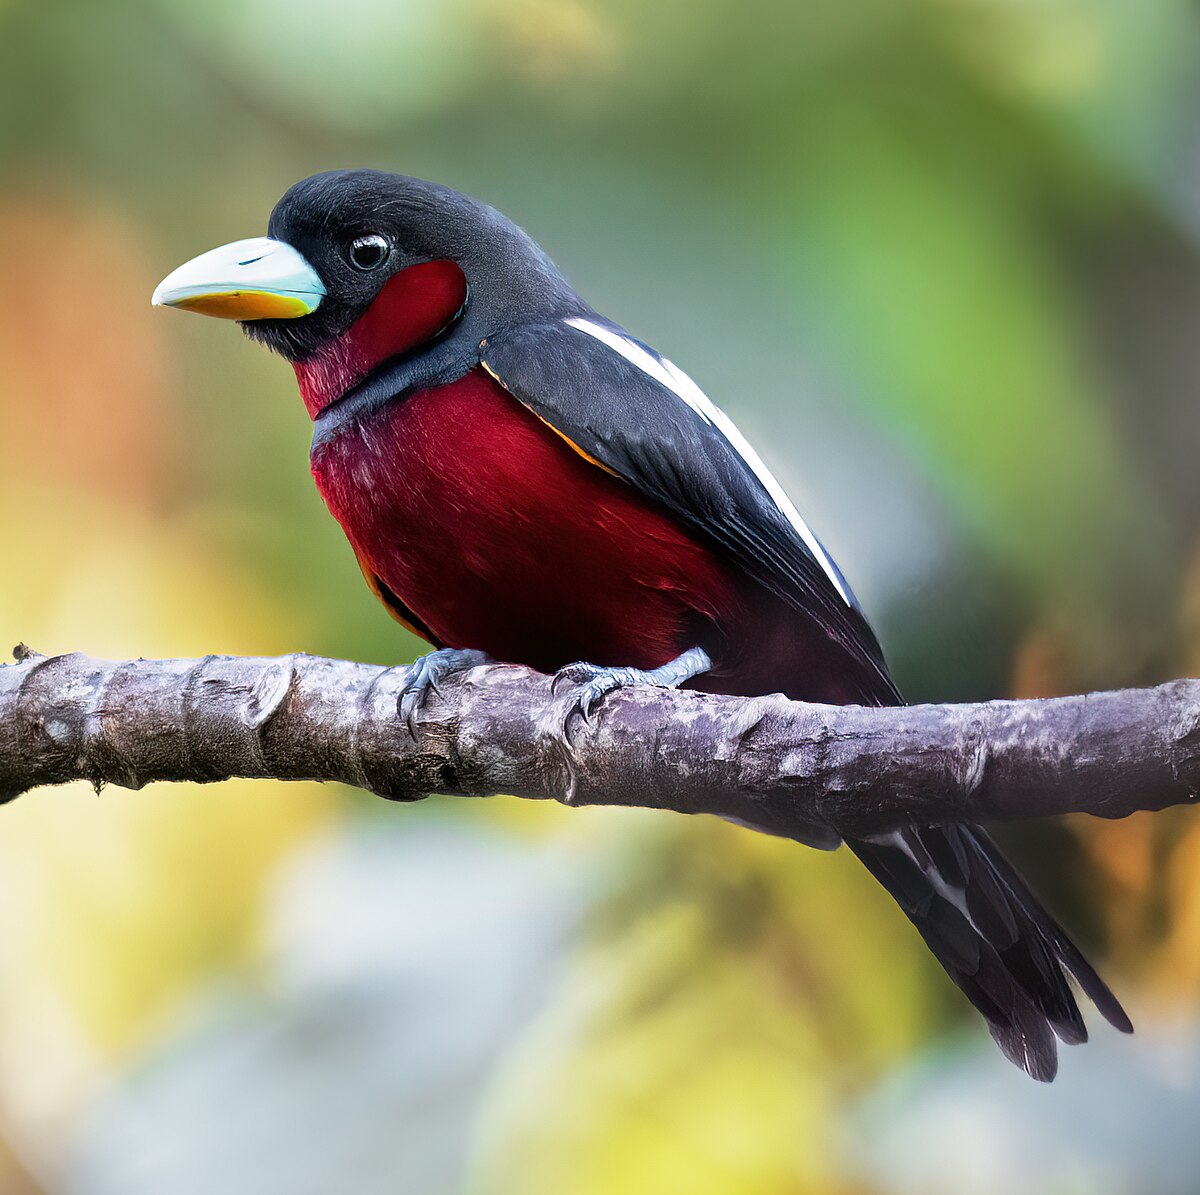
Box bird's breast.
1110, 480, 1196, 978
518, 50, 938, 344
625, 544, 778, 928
309, 367, 742, 673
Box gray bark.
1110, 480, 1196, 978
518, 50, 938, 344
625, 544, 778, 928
1, 647, 1198, 841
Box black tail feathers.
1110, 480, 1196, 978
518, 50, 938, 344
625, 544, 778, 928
849, 823, 1132, 1081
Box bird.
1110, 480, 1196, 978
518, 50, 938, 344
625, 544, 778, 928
153, 168, 1131, 1080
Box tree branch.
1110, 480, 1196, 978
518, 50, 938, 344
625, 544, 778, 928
1, 648, 1198, 840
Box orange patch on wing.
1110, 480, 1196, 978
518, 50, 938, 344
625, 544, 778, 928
480, 360, 621, 479
354, 553, 435, 644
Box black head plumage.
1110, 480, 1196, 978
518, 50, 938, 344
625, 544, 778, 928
244, 169, 581, 360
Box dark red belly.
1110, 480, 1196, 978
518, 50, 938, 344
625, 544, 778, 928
311, 368, 859, 701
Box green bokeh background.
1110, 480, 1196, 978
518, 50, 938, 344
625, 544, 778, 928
2, 1, 1200, 1192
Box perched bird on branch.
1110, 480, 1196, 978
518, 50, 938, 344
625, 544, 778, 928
153, 169, 1130, 1079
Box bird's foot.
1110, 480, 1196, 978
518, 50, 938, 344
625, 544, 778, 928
397, 647, 492, 736
542, 645, 712, 759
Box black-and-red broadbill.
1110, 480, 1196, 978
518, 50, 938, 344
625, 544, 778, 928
154, 169, 1131, 1079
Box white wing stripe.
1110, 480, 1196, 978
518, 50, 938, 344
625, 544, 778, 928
563, 317, 852, 605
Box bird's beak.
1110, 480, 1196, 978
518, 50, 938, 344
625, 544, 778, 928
152, 237, 325, 320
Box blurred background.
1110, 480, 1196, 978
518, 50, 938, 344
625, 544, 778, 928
1, 0, 1199, 1191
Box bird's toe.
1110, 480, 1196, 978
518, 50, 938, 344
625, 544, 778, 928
397, 647, 491, 736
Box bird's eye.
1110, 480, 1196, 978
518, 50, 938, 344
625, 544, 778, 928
348, 234, 390, 271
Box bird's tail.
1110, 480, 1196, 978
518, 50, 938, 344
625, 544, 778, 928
848, 823, 1132, 1080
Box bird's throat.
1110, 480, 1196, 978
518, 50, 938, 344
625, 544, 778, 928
293, 259, 468, 418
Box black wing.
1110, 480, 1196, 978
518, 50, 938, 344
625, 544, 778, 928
480, 317, 900, 702
482, 318, 1134, 1079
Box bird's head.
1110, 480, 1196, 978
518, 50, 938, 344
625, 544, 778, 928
153, 170, 574, 417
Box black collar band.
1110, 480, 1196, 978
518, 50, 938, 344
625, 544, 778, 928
310, 298, 474, 452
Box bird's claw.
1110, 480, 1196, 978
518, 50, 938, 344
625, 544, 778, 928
549, 662, 641, 741
540, 648, 714, 797
397, 648, 491, 737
